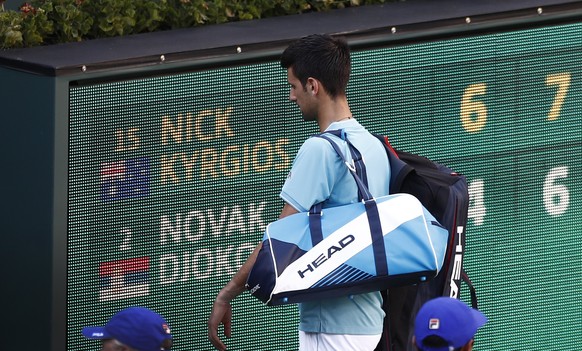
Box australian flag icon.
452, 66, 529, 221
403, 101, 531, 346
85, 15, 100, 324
100, 157, 150, 201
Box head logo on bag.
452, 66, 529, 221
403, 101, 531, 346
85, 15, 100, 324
448, 225, 465, 299
297, 234, 355, 279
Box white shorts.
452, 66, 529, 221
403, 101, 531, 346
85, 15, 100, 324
298, 331, 382, 351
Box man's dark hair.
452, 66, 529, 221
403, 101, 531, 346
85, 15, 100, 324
419, 335, 462, 351
280, 34, 351, 98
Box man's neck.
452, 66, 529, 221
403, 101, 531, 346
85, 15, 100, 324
317, 95, 352, 132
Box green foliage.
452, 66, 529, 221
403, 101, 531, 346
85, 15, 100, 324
0, 0, 400, 49
0, 10, 24, 48
48, 0, 93, 42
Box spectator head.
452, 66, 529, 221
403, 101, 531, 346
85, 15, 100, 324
414, 297, 487, 351
82, 306, 173, 351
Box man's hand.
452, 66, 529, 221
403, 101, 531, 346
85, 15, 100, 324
208, 297, 233, 351
206, 242, 263, 350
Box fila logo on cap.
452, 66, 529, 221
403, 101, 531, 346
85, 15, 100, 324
429, 318, 440, 330
162, 324, 171, 334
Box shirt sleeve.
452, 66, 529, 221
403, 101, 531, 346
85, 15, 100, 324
280, 137, 341, 212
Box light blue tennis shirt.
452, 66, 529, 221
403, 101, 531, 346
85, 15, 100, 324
280, 118, 391, 335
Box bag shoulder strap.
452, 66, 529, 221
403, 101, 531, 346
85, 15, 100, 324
371, 133, 414, 194
313, 130, 373, 201
310, 131, 389, 277
462, 269, 479, 309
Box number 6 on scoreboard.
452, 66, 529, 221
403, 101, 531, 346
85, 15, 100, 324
460, 83, 488, 133
543, 166, 570, 216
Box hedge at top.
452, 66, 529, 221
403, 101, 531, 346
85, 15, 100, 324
0, 0, 399, 49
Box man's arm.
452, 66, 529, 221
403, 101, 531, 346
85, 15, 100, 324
207, 203, 299, 350
279, 203, 299, 219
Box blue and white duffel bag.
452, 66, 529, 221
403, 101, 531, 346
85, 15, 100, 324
246, 134, 449, 306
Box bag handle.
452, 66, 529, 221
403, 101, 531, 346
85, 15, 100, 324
309, 131, 389, 276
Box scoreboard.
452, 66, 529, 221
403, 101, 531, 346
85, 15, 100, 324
68, 64, 300, 350
1, 3, 581, 350
65, 22, 581, 350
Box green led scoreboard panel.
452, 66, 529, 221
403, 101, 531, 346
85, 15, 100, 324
65, 21, 582, 350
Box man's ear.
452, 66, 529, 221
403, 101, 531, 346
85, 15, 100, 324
306, 77, 319, 95
460, 339, 475, 351
161, 338, 173, 349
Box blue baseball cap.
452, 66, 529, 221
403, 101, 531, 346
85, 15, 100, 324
414, 297, 487, 351
82, 307, 172, 351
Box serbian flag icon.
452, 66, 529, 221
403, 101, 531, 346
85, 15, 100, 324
99, 257, 150, 301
